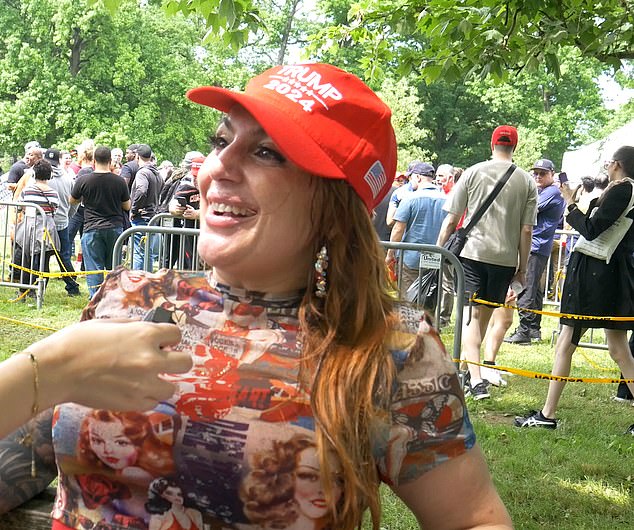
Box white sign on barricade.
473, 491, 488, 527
419, 251, 442, 270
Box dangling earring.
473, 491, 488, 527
314, 245, 328, 298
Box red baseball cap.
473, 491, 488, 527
491, 125, 518, 149
190, 156, 206, 177
186, 63, 397, 210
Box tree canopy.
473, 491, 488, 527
319, 0, 634, 83
0, 0, 250, 161
90, 0, 634, 82
1, 0, 630, 173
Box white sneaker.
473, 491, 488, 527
481, 365, 508, 387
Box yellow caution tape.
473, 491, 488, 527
456, 359, 634, 384
470, 295, 634, 322
577, 350, 615, 372
0, 314, 58, 332
2, 257, 107, 278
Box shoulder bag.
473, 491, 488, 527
444, 163, 516, 257
573, 178, 634, 264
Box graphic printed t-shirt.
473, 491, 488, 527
51, 269, 475, 530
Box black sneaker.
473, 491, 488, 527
469, 381, 490, 400
529, 329, 542, 341
626, 424, 634, 435
504, 330, 531, 345
514, 410, 557, 429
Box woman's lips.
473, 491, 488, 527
209, 201, 254, 217
205, 199, 256, 226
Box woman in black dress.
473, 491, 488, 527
516, 145, 634, 430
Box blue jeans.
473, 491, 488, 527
56, 226, 80, 294
132, 219, 158, 271
68, 206, 85, 271
81, 227, 123, 298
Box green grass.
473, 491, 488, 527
1, 280, 633, 528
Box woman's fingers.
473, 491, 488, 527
159, 349, 193, 374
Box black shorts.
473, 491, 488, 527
460, 257, 516, 305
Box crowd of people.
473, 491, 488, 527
379, 127, 634, 431
2, 140, 206, 299
0, 61, 631, 529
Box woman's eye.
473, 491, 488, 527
296, 471, 319, 482
210, 135, 228, 151
255, 146, 286, 163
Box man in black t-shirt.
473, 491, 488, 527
7, 141, 40, 187
70, 146, 130, 298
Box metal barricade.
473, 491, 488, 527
112, 224, 206, 272
0, 201, 48, 308
543, 229, 579, 308
147, 213, 205, 271
380, 242, 467, 364
112, 227, 466, 362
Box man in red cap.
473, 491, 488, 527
436, 125, 537, 400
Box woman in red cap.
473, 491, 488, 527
1, 64, 511, 530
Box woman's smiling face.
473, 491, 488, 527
197, 106, 317, 293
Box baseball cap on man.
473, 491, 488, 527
136, 144, 152, 159
405, 161, 435, 177
531, 159, 555, 172
182, 150, 205, 170
25, 141, 41, 152
190, 156, 206, 177
186, 63, 397, 210
44, 148, 60, 166
491, 125, 518, 149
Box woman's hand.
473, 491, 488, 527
560, 182, 576, 205
31, 319, 192, 412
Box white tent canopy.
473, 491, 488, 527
561, 120, 634, 182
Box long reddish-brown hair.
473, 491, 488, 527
299, 179, 396, 529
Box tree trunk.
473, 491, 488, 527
70, 27, 84, 77
276, 0, 302, 65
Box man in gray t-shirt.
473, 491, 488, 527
437, 125, 537, 400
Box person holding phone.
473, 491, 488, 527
516, 146, 634, 430
169, 155, 204, 222
167, 156, 205, 269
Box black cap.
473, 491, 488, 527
136, 144, 152, 159
44, 148, 60, 167
531, 159, 555, 172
